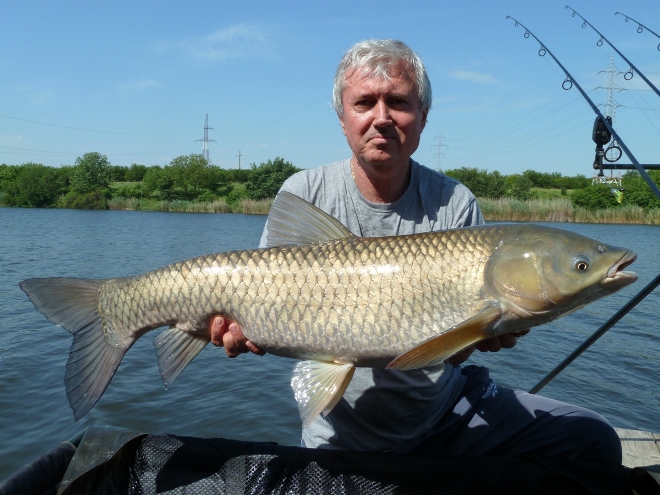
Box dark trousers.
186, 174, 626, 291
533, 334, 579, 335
389, 365, 622, 464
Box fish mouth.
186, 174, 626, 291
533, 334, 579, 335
606, 250, 638, 282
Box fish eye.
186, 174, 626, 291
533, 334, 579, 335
575, 260, 589, 271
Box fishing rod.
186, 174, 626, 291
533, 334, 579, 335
529, 273, 660, 394
615, 11, 660, 52
565, 6, 660, 100
506, 16, 660, 393
506, 15, 660, 200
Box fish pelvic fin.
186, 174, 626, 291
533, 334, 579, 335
291, 360, 355, 428
387, 302, 503, 371
265, 191, 355, 247
154, 326, 209, 388
19, 277, 126, 421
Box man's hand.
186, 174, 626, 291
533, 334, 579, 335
445, 330, 530, 366
209, 316, 265, 358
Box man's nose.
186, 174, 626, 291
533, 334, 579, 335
373, 100, 392, 126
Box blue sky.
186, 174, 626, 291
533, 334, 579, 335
1, 0, 659, 177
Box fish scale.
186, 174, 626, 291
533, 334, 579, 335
94, 227, 496, 363
20, 192, 637, 424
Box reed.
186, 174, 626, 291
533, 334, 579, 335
109, 195, 660, 224
480, 197, 660, 225
108, 197, 272, 214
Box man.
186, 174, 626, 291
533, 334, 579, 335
209, 39, 621, 462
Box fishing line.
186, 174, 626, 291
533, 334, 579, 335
565, 6, 660, 100
615, 11, 660, 52
506, 15, 660, 393
507, 15, 660, 198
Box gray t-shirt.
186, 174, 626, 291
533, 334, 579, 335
260, 158, 485, 451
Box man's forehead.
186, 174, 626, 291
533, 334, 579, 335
344, 65, 416, 94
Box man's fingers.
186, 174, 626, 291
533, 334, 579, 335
210, 316, 226, 347
498, 333, 518, 349
246, 340, 266, 356
208, 314, 265, 357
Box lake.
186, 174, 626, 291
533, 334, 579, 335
1, 207, 659, 479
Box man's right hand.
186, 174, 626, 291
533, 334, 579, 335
209, 316, 265, 358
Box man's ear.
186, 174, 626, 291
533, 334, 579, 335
421, 107, 429, 130
338, 113, 347, 136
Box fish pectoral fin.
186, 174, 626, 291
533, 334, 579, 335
291, 360, 355, 428
154, 326, 209, 388
386, 302, 503, 371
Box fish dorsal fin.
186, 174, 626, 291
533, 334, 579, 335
386, 302, 503, 370
265, 191, 355, 248
291, 360, 355, 428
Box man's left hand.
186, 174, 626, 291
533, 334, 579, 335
445, 330, 530, 366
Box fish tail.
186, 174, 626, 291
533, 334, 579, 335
20, 277, 126, 421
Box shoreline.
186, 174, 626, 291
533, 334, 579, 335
4, 196, 660, 225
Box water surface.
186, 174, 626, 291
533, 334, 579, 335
1, 208, 658, 479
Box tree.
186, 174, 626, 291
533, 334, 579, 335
245, 157, 300, 200
71, 152, 113, 193
510, 175, 534, 200
2, 163, 65, 207
142, 166, 173, 198
443, 167, 506, 198
126, 163, 148, 182
571, 184, 620, 210
167, 154, 214, 199
620, 171, 660, 210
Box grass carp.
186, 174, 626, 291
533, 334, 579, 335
20, 192, 638, 426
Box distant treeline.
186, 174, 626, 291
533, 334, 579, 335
1, 153, 659, 214
0, 152, 300, 210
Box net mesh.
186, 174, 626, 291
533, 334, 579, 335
63, 434, 630, 495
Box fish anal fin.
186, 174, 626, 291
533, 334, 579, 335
291, 361, 355, 428
154, 326, 209, 388
265, 191, 355, 247
387, 303, 502, 371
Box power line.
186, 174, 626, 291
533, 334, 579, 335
0, 113, 197, 136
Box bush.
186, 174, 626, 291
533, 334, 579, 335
245, 157, 300, 201
60, 189, 109, 209
443, 167, 507, 198
2, 163, 65, 207
570, 184, 619, 211
196, 190, 217, 202
114, 184, 143, 198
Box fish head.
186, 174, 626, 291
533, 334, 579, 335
484, 225, 637, 321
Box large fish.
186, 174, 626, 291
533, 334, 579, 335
20, 192, 637, 426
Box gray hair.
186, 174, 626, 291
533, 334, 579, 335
332, 39, 432, 116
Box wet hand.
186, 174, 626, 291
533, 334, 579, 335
475, 330, 530, 353
445, 330, 530, 366
209, 316, 265, 358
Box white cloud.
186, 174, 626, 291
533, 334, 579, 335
118, 79, 160, 91
0, 135, 24, 146
153, 23, 272, 61
15, 85, 55, 105
450, 70, 499, 85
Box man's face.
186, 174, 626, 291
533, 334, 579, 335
339, 63, 428, 170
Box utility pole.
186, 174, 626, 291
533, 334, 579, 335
237, 150, 242, 170
433, 134, 447, 171
195, 114, 216, 162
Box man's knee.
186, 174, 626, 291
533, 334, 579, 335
564, 410, 622, 464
